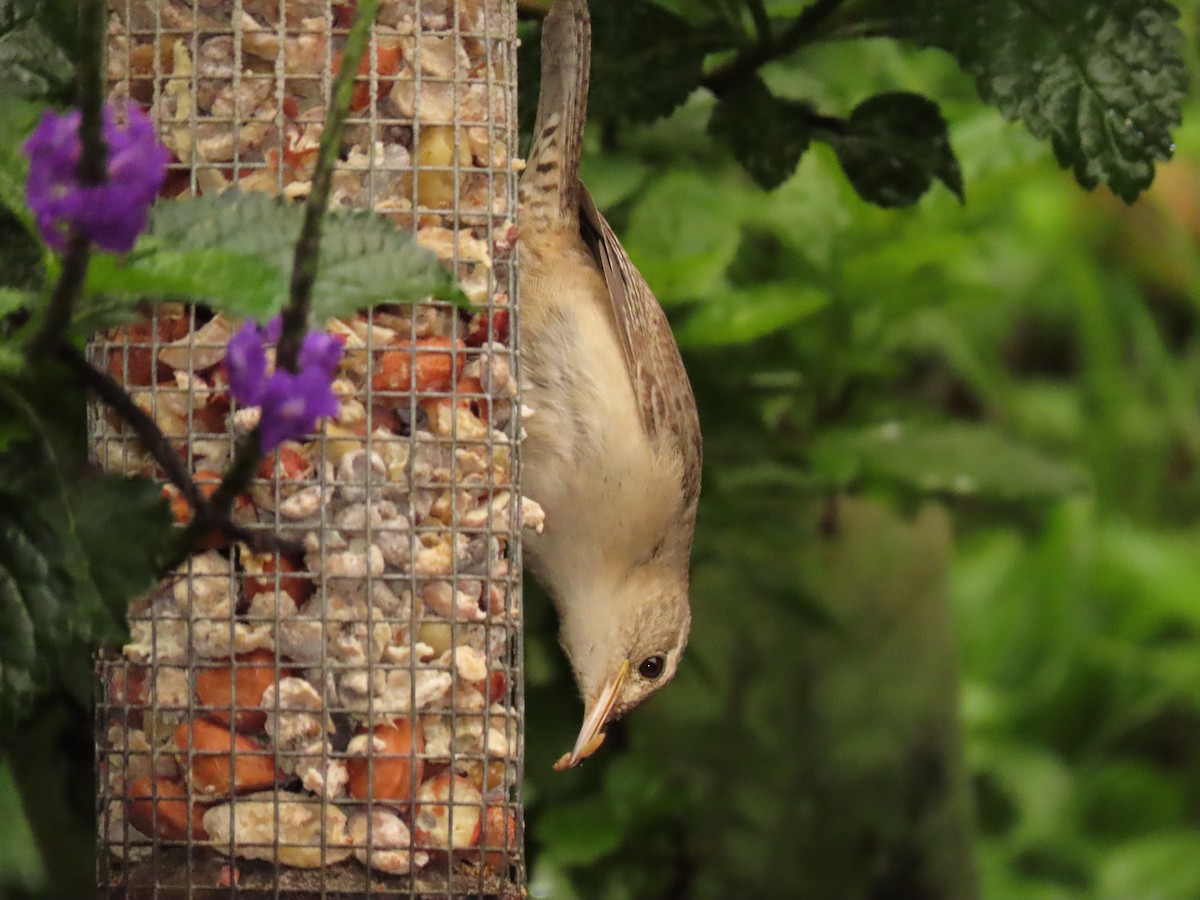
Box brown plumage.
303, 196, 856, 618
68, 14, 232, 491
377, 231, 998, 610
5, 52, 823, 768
518, 0, 702, 769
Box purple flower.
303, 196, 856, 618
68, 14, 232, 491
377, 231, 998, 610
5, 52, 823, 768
223, 315, 344, 452
225, 319, 270, 406
24, 102, 169, 253
258, 368, 341, 451
299, 331, 344, 378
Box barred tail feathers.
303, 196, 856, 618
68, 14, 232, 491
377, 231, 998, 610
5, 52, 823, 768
520, 0, 590, 230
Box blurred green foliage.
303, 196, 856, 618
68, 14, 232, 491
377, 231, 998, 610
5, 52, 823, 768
520, 2, 1200, 898
4, 0, 1200, 897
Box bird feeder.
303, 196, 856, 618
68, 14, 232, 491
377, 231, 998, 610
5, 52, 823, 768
94, 0, 525, 895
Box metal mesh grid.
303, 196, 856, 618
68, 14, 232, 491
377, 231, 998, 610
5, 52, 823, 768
92, 0, 524, 896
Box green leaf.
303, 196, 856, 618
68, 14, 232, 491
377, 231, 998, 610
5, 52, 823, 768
676, 282, 827, 347
589, 0, 716, 123
534, 796, 625, 866
708, 76, 815, 190
85, 247, 286, 319
70, 473, 173, 624
0, 755, 46, 890
623, 171, 742, 302
0, 287, 35, 376
0, 94, 43, 236
0, 479, 68, 728
863, 0, 1187, 202
810, 421, 1087, 502
147, 191, 463, 322
823, 91, 963, 207
0, 18, 71, 102
0, 286, 32, 318
1097, 831, 1200, 900
0, 386, 172, 726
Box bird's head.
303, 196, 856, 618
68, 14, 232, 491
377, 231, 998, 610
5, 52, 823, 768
553, 560, 691, 770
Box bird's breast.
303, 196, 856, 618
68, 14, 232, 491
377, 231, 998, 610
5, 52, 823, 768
517, 236, 681, 593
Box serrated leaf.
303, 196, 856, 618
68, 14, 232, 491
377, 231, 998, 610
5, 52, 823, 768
0, 386, 172, 726
861, 0, 1187, 202
708, 77, 814, 190
0, 498, 66, 727
589, 0, 716, 123
824, 91, 963, 208
148, 191, 463, 322
811, 421, 1087, 502
677, 283, 827, 347
85, 247, 286, 318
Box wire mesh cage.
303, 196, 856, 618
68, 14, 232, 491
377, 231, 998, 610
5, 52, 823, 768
93, 0, 525, 896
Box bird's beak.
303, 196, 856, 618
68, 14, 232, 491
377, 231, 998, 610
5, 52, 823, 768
554, 659, 629, 771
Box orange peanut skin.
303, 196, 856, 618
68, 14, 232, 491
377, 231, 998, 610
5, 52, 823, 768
126, 775, 209, 840
107, 318, 188, 386
173, 718, 278, 795
241, 552, 314, 607
347, 720, 425, 804
195, 650, 296, 732
480, 807, 518, 870
372, 337, 466, 395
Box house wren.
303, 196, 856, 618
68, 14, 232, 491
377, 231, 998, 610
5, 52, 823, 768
518, 0, 703, 769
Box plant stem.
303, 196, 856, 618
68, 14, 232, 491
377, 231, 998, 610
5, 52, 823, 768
167, 0, 382, 568
74, 0, 108, 188
29, 0, 108, 357
54, 342, 299, 574
703, 0, 848, 94
54, 342, 202, 509
276, 0, 382, 372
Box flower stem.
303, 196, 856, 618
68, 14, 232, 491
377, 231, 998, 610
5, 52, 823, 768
56, 343, 298, 573
55, 342, 203, 512
175, 0, 382, 567
276, 0, 382, 372
28, 0, 108, 357
74, 0, 109, 188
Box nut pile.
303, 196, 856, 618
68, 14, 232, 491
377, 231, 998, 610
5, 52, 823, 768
96, 0, 526, 888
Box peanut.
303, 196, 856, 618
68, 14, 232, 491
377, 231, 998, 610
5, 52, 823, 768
347, 720, 425, 804
372, 336, 466, 395
195, 650, 296, 732
174, 718, 278, 794
126, 775, 209, 841
241, 552, 313, 606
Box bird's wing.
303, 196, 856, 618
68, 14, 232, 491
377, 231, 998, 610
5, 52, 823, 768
579, 185, 703, 510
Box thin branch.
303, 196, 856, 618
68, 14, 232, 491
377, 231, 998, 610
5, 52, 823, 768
32, 232, 92, 356
55, 343, 299, 570
703, 0, 848, 94
54, 341, 202, 509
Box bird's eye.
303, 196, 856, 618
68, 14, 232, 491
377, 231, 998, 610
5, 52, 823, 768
638, 656, 666, 680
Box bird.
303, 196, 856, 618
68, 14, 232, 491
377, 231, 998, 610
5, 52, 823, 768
517, 0, 703, 770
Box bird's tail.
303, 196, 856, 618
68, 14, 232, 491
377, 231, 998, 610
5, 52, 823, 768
520, 0, 590, 231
